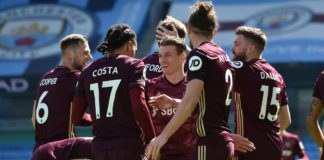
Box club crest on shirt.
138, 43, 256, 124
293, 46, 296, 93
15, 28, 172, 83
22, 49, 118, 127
230, 61, 243, 69
189, 56, 202, 71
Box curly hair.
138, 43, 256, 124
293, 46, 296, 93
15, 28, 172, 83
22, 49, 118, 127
97, 24, 136, 55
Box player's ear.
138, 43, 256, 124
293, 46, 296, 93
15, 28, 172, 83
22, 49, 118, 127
126, 40, 133, 52
64, 48, 74, 60
212, 29, 217, 36
180, 52, 186, 62
247, 44, 255, 54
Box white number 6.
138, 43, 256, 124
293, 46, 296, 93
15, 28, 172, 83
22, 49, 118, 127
36, 91, 49, 124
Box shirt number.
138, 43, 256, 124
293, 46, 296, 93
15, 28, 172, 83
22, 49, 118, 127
36, 91, 49, 124
225, 69, 233, 106
259, 85, 281, 121
90, 79, 121, 119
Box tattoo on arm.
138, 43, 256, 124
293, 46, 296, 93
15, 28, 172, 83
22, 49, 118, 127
308, 98, 323, 116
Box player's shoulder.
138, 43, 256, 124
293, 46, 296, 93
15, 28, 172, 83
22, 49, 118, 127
317, 70, 324, 79
45, 66, 79, 79
142, 52, 159, 62
117, 55, 142, 64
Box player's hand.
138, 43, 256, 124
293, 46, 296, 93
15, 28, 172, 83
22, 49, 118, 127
231, 134, 256, 153
156, 24, 179, 40
146, 135, 167, 160
148, 94, 173, 110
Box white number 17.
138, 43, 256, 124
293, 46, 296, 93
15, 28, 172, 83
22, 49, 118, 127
90, 79, 121, 119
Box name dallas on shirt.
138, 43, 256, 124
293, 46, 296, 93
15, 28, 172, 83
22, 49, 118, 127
92, 66, 118, 77
260, 71, 279, 81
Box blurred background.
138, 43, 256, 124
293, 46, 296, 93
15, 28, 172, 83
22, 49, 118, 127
0, 0, 324, 159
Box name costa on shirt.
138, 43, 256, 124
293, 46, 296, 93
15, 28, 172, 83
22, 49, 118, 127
40, 78, 57, 86
260, 71, 279, 81
92, 66, 118, 77
145, 64, 162, 73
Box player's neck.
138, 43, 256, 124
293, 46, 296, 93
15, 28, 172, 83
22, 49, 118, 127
164, 70, 185, 85
245, 52, 261, 62
191, 36, 212, 49
59, 59, 74, 71
280, 130, 286, 136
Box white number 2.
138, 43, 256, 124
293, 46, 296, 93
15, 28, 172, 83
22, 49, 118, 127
225, 69, 233, 106
90, 79, 121, 119
36, 91, 49, 124
259, 85, 281, 121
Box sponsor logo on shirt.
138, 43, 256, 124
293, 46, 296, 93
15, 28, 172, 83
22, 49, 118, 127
189, 56, 202, 71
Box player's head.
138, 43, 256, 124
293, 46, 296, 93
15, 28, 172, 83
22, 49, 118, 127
60, 34, 92, 71
97, 23, 137, 57
188, 1, 218, 47
158, 36, 186, 75
156, 16, 187, 42
231, 26, 267, 61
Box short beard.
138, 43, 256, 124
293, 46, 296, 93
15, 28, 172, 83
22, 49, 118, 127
233, 53, 245, 61
73, 60, 83, 71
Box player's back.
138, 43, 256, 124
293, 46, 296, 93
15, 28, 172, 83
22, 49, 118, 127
77, 54, 145, 149
142, 52, 162, 79
282, 132, 305, 160
234, 58, 288, 160
187, 42, 233, 143
34, 66, 79, 145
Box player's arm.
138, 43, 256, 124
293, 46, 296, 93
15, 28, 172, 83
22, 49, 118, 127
129, 85, 156, 144
231, 134, 255, 153
278, 104, 291, 132
75, 111, 92, 126
31, 100, 36, 129
306, 97, 324, 147
146, 79, 203, 160
148, 94, 181, 110
72, 96, 91, 125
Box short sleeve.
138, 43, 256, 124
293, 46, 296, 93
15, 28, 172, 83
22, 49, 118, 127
186, 50, 208, 82
279, 80, 288, 106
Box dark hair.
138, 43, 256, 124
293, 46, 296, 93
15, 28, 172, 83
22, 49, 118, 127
158, 36, 187, 55
97, 24, 136, 55
188, 1, 218, 36
235, 26, 267, 53
156, 16, 187, 40
60, 34, 88, 55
